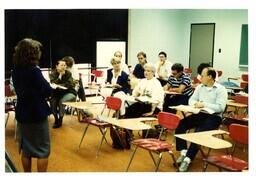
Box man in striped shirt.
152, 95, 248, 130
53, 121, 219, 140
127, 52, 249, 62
163, 63, 193, 113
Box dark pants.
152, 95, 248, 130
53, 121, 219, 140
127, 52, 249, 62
163, 94, 190, 114
157, 78, 168, 86
77, 78, 86, 101
175, 113, 222, 160
125, 102, 160, 118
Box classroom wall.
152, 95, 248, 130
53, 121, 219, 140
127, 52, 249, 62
128, 9, 248, 81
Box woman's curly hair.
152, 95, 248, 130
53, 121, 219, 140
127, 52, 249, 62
13, 38, 42, 67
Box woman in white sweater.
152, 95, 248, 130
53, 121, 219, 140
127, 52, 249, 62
125, 63, 164, 118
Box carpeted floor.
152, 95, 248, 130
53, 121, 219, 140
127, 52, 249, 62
5, 96, 248, 172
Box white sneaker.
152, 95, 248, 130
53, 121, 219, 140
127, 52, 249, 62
176, 155, 186, 165
179, 160, 190, 172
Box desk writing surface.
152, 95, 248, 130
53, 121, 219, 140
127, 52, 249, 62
225, 86, 243, 90
62, 101, 94, 110
227, 101, 248, 108
101, 118, 152, 130
169, 105, 214, 114
164, 91, 181, 95
135, 117, 157, 122
175, 130, 232, 149
125, 95, 158, 104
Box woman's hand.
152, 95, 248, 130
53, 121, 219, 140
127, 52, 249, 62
194, 102, 204, 108
113, 84, 122, 89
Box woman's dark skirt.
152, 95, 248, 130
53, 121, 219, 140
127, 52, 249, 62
17, 118, 50, 158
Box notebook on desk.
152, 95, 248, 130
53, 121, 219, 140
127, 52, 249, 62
170, 105, 215, 114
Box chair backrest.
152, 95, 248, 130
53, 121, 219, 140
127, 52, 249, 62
229, 124, 248, 145
157, 112, 180, 130
92, 70, 104, 77
240, 82, 248, 89
193, 76, 201, 84
184, 68, 192, 74
241, 74, 248, 82
234, 95, 248, 105
5, 83, 12, 97
106, 96, 122, 111
217, 70, 223, 77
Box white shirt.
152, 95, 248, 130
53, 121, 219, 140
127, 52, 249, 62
132, 77, 164, 110
121, 62, 129, 75
111, 69, 122, 85
68, 66, 79, 81
155, 60, 173, 80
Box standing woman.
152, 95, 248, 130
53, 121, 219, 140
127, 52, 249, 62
12, 38, 53, 172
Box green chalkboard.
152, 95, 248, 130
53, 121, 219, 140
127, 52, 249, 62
239, 24, 248, 67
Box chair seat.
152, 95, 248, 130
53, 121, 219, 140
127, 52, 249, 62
131, 138, 174, 151
80, 117, 111, 127
204, 155, 248, 171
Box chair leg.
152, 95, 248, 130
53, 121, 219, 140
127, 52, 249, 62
98, 127, 108, 144
202, 161, 209, 172
78, 124, 90, 149
96, 128, 108, 157
155, 153, 163, 172
149, 151, 157, 166
70, 107, 74, 120
126, 145, 138, 172
5, 112, 10, 128
14, 119, 17, 140
169, 151, 178, 170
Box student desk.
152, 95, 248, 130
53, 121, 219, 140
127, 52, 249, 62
62, 101, 95, 121
124, 95, 159, 104
100, 117, 157, 131
169, 105, 198, 118
227, 99, 248, 115
175, 130, 232, 161
62, 101, 94, 110
225, 86, 243, 91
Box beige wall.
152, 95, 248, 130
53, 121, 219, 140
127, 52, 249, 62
128, 9, 248, 81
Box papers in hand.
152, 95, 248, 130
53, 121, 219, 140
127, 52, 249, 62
125, 95, 157, 104
169, 105, 215, 114
50, 83, 67, 90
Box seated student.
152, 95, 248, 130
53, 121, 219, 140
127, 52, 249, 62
62, 56, 86, 102
130, 51, 147, 89
102, 57, 131, 117
155, 51, 173, 86
125, 63, 164, 118
132, 51, 147, 79
49, 60, 77, 128
63, 56, 92, 118
113, 51, 130, 75
163, 63, 193, 114
175, 67, 227, 172
106, 57, 131, 95
194, 63, 219, 86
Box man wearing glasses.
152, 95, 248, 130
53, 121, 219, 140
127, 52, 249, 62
155, 51, 173, 86
162, 63, 193, 113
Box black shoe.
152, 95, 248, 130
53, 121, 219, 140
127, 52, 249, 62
52, 122, 62, 128
52, 117, 62, 128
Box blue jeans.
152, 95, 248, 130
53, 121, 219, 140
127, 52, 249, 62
50, 93, 76, 119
